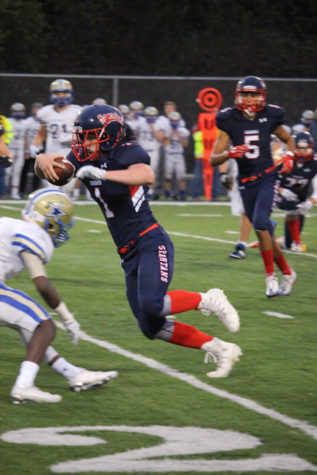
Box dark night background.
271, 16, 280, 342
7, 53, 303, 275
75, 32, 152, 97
1, 0, 317, 77
0, 0, 316, 162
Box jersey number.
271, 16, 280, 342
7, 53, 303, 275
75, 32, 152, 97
244, 133, 260, 159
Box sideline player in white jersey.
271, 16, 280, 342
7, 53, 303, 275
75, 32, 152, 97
163, 111, 190, 200
134, 106, 166, 198
7, 103, 28, 199
21, 102, 43, 195
30, 79, 82, 194
0, 189, 118, 404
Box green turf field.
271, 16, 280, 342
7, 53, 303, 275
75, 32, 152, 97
0, 200, 316, 474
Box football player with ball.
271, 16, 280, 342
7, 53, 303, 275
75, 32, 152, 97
35, 104, 242, 380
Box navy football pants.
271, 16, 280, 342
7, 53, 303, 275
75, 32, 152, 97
121, 227, 174, 339
239, 172, 279, 234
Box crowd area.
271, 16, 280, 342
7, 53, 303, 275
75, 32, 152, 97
1, 79, 317, 205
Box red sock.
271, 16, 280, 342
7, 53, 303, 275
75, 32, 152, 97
167, 290, 202, 314
170, 321, 213, 349
275, 254, 291, 275
286, 219, 301, 244
260, 249, 275, 275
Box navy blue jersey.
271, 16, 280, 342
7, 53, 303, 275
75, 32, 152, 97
67, 142, 158, 249
216, 105, 284, 177
279, 154, 317, 202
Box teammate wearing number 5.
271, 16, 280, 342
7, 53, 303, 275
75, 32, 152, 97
210, 76, 296, 298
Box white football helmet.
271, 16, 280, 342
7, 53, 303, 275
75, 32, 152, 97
92, 97, 107, 105
22, 189, 74, 247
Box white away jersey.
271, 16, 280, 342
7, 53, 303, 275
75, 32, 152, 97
36, 104, 82, 155
134, 117, 166, 154
24, 115, 41, 153
8, 118, 27, 154
0, 217, 54, 283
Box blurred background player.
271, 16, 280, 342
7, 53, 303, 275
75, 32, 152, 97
30, 79, 82, 196
134, 105, 165, 199
163, 111, 190, 200
20, 102, 43, 196
0, 113, 14, 199
291, 109, 314, 135
220, 158, 253, 259
1, 189, 118, 404
92, 97, 107, 105
7, 102, 27, 199
127, 100, 144, 137
211, 75, 296, 298
156, 101, 186, 199
276, 131, 317, 252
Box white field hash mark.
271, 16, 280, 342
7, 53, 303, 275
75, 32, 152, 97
54, 320, 317, 441
263, 311, 295, 319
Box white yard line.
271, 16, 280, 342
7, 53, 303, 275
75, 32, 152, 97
54, 321, 317, 441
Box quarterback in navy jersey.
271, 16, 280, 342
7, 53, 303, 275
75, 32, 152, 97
277, 131, 317, 252
211, 76, 296, 298
35, 104, 243, 379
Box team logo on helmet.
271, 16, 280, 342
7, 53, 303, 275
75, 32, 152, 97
97, 112, 124, 126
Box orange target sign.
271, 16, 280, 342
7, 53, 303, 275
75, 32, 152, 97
196, 88, 223, 200
196, 88, 223, 112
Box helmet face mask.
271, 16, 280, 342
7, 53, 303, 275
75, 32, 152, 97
235, 76, 267, 115
294, 131, 314, 163
22, 189, 74, 248
50, 79, 73, 107
72, 105, 125, 161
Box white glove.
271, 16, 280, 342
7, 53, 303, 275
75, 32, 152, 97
280, 188, 298, 202
54, 301, 81, 344
297, 199, 314, 215
63, 319, 81, 344
76, 165, 106, 180
30, 144, 41, 158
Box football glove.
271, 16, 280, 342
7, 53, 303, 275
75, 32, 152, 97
276, 152, 294, 174
220, 172, 232, 189
297, 199, 314, 215
228, 145, 249, 158
0, 155, 13, 168
76, 165, 107, 180
63, 319, 81, 345
54, 301, 81, 344
30, 144, 41, 158
280, 188, 298, 202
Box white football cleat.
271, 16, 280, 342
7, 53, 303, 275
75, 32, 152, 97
11, 384, 61, 404
265, 275, 280, 298
202, 338, 242, 378
198, 288, 240, 333
290, 242, 305, 253
279, 269, 297, 296
68, 369, 118, 392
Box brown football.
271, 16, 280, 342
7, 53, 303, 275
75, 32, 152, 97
52, 157, 75, 186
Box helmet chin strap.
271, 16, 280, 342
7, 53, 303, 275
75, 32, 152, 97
243, 108, 256, 118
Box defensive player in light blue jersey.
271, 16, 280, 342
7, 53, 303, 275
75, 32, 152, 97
0, 189, 117, 404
